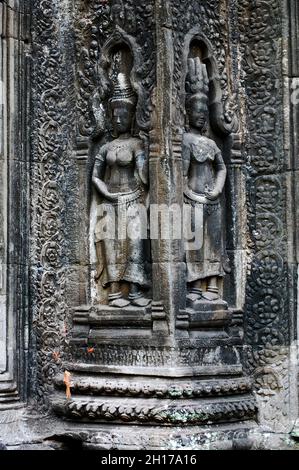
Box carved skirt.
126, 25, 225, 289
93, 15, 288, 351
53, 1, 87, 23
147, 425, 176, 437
95, 188, 150, 288
184, 196, 224, 283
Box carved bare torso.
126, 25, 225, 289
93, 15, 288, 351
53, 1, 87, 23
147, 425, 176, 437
183, 133, 224, 199
92, 133, 150, 303
105, 137, 141, 194
183, 130, 227, 293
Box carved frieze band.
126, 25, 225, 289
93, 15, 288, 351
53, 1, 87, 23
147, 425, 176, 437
54, 396, 257, 425
54, 375, 252, 398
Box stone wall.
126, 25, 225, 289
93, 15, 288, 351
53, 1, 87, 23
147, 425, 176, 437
0, 0, 298, 450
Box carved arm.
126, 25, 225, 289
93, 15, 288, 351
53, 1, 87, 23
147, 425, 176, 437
205, 151, 227, 200
135, 150, 149, 186
92, 152, 118, 202
182, 140, 191, 186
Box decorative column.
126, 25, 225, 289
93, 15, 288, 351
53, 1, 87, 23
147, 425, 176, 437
149, 0, 185, 336
0, 0, 29, 408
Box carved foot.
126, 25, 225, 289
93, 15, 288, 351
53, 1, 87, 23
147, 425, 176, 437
201, 291, 220, 301
186, 288, 202, 307
110, 298, 131, 308
130, 296, 151, 307
129, 289, 151, 307
108, 292, 130, 308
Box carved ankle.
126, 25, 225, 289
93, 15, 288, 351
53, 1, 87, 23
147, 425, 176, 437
129, 291, 151, 307
187, 288, 203, 303
202, 289, 220, 301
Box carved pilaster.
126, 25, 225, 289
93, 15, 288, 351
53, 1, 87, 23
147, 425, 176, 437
149, 0, 185, 337
286, 0, 299, 436
0, 0, 30, 407
239, 0, 297, 431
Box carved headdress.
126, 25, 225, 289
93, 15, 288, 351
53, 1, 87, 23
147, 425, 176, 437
186, 57, 209, 113
110, 73, 137, 110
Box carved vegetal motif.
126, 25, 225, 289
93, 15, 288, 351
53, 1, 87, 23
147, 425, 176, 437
75, 1, 106, 138
31, 0, 71, 406
74, 0, 155, 140
252, 214, 283, 249
239, 0, 291, 429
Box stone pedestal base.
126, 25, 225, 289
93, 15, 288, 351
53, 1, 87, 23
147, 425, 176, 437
59, 303, 256, 432
176, 300, 231, 339
51, 371, 256, 427
72, 304, 168, 343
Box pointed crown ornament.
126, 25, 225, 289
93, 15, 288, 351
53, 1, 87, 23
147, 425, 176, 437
186, 57, 209, 112
110, 73, 137, 109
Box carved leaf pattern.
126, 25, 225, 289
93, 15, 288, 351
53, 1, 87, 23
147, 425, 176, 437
239, 0, 291, 431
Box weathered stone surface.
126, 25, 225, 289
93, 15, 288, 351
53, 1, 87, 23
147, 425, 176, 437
0, 0, 298, 450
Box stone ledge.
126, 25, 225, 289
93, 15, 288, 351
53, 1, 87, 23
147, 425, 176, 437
1, 411, 299, 450
51, 394, 257, 426
54, 373, 253, 398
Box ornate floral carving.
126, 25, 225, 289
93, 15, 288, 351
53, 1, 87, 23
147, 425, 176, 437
240, 0, 291, 430
252, 214, 283, 249
250, 251, 284, 287
74, 0, 155, 140
248, 291, 282, 328
172, 0, 238, 130
31, 0, 71, 407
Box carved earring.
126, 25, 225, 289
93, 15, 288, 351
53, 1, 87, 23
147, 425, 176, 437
185, 113, 190, 132
131, 115, 136, 137
108, 108, 116, 138
203, 117, 209, 135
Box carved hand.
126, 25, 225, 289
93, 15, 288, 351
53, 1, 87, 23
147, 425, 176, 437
104, 192, 119, 202
205, 189, 220, 201
93, 177, 119, 202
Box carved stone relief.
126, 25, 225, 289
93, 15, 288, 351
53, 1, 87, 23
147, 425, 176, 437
38, 1, 258, 436
31, 0, 73, 407
0, 0, 295, 450
183, 58, 227, 305
91, 43, 151, 309
238, 0, 296, 431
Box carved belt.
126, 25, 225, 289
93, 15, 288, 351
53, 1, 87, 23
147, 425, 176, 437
107, 187, 143, 206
